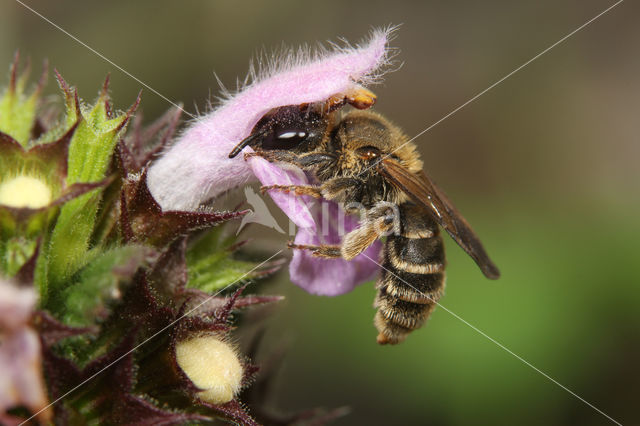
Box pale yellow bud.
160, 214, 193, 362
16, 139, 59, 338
0, 176, 52, 209
175, 334, 243, 405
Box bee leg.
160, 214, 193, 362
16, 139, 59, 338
319, 178, 363, 204
341, 218, 392, 260
287, 241, 342, 258
243, 150, 301, 164
244, 151, 336, 169
341, 202, 400, 260
322, 86, 377, 113
260, 185, 323, 198
287, 201, 398, 261
344, 85, 377, 110
365, 201, 401, 235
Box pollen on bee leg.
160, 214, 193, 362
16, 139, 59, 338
175, 333, 244, 405
0, 175, 52, 209
324, 85, 377, 113
345, 85, 377, 110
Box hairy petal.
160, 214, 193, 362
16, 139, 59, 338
0, 279, 36, 331
0, 279, 51, 423
248, 157, 316, 229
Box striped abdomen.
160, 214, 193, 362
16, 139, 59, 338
374, 203, 445, 344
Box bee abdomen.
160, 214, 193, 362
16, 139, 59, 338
377, 272, 444, 304
374, 234, 445, 345
375, 291, 435, 329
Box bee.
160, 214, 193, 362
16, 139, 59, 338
229, 90, 500, 344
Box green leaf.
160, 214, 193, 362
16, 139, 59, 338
45, 87, 135, 294
66, 96, 128, 184
188, 257, 262, 292
45, 190, 102, 293
186, 228, 264, 292
57, 245, 149, 327
0, 236, 37, 276
0, 69, 39, 147
186, 225, 227, 260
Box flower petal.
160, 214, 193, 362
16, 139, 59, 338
0, 278, 36, 331
147, 28, 392, 211
247, 156, 316, 229
0, 279, 51, 423
289, 201, 381, 296
0, 328, 51, 423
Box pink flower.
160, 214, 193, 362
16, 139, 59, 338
147, 28, 395, 295
290, 201, 381, 296
147, 28, 393, 213
0, 279, 51, 424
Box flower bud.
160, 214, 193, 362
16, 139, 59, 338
175, 334, 243, 405
0, 176, 52, 209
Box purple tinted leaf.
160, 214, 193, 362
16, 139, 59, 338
232, 294, 285, 309
33, 311, 96, 348
120, 171, 247, 246
121, 107, 183, 173
113, 394, 209, 426
201, 399, 259, 426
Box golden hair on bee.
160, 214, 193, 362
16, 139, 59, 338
232, 97, 499, 345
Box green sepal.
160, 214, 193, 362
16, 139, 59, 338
45, 76, 139, 292
188, 257, 264, 293
66, 85, 132, 185
55, 244, 151, 327
186, 228, 270, 293
45, 189, 104, 292
0, 54, 45, 147
1, 236, 38, 277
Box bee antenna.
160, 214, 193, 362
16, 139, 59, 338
228, 129, 267, 158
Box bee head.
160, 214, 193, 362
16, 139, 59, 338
228, 104, 330, 158
331, 110, 423, 178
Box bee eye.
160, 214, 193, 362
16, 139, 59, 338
357, 146, 381, 160
262, 127, 308, 150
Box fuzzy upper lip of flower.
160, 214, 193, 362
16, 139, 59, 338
147, 28, 395, 296
147, 27, 393, 214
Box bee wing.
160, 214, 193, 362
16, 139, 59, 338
379, 158, 500, 279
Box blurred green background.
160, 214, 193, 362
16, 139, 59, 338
2, 1, 638, 425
